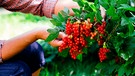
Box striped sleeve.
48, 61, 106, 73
0, 0, 58, 18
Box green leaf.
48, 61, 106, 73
77, 54, 83, 62
121, 17, 129, 26
72, 8, 81, 18
52, 14, 60, 22
86, 12, 95, 22
117, 0, 129, 4
133, 67, 135, 74
60, 7, 69, 18
123, 17, 135, 35
58, 13, 65, 22
118, 65, 125, 76
108, 64, 118, 74
124, 37, 135, 57
110, 0, 117, 7
109, 59, 115, 65
82, 47, 88, 54
112, 36, 124, 54
89, 3, 97, 12
106, 6, 119, 20
58, 48, 69, 57
99, 0, 109, 9
77, 0, 85, 7
96, 62, 107, 69
47, 28, 58, 33
125, 67, 132, 76
72, 8, 80, 14
95, 10, 103, 23
125, 57, 135, 66
120, 52, 129, 61
45, 29, 59, 42
118, 4, 135, 12
50, 19, 62, 26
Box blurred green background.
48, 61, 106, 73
0, 8, 53, 40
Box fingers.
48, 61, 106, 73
49, 40, 63, 47
48, 32, 67, 47
100, 5, 106, 21
58, 32, 67, 39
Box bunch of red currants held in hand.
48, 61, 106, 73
58, 18, 109, 61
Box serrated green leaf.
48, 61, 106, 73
118, 4, 135, 12
58, 13, 65, 22
45, 29, 59, 42
60, 11, 69, 18
50, 19, 62, 26
52, 14, 60, 21
77, 54, 82, 62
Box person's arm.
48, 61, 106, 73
0, 0, 79, 18
1, 27, 65, 61
54, 0, 79, 16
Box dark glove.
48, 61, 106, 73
12, 42, 45, 73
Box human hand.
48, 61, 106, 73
100, 5, 106, 21
54, 0, 80, 16
49, 32, 67, 47
35, 27, 66, 47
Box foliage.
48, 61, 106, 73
44, 0, 135, 75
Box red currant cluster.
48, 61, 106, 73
96, 21, 106, 46
98, 48, 110, 62
58, 18, 107, 59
